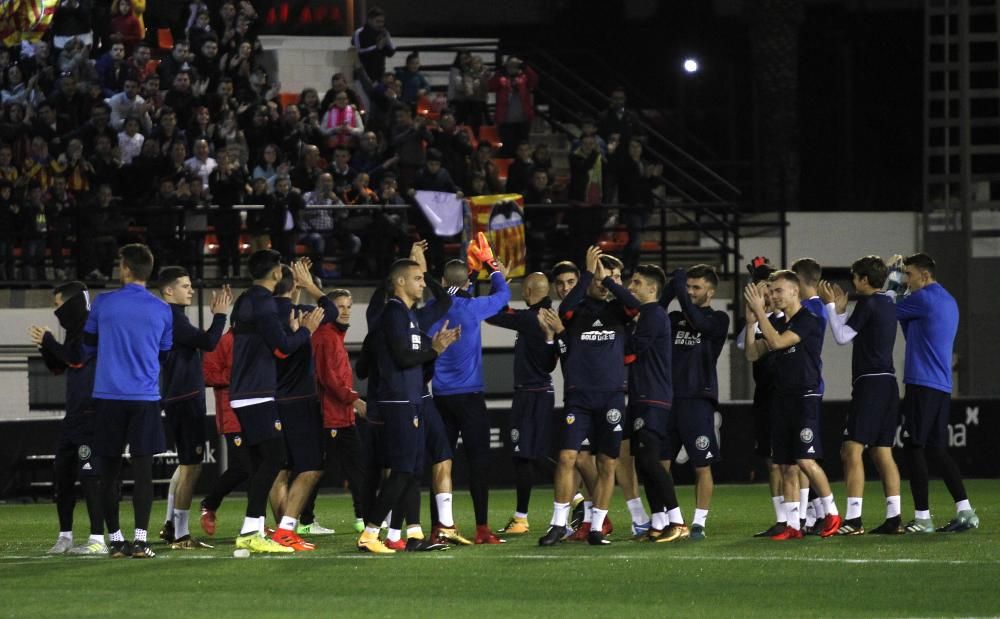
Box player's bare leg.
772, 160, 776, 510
168, 463, 207, 548
160, 468, 181, 542
615, 439, 649, 535
690, 466, 714, 539
771, 464, 803, 540
587, 453, 617, 545
797, 458, 840, 537
269, 470, 289, 525
865, 446, 903, 534
272, 470, 322, 550
429, 459, 471, 545
539, 449, 579, 545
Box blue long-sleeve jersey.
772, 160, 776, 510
161, 304, 226, 402
895, 282, 958, 393
427, 271, 510, 396
84, 283, 173, 401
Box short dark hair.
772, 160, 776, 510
157, 266, 189, 290
686, 263, 719, 288
790, 257, 822, 286
54, 281, 87, 299
768, 269, 800, 286
248, 249, 281, 280
119, 243, 154, 281
599, 254, 624, 272
388, 258, 420, 290
406, 51, 419, 63
273, 264, 295, 296
903, 252, 936, 276
633, 264, 666, 295
367, 6, 385, 18
327, 289, 352, 301
551, 261, 579, 279
851, 255, 888, 289
444, 259, 468, 287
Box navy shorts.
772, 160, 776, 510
900, 384, 951, 448
233, 400, 283, 446
666, 398, 721, 467
770, 393, 823, 465
421, 396, 453, 466
751, 387, 774, 459
278, 398, 325, 473
164, 397, 207, 465
379, 402, 424, 475
509, 389, 555, 461
435, 392, 491, 468
93, 399, 166, 458
561, 391, 626, 458
845, 375, 900, 447
629, 401, 669, 440
57, 411, 100, 477
357, 416, 385, 472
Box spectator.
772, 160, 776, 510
369, 174, 408, 274
87, 133, 121, 193
430, 109, 472, 190
523, 169, 554, 272
207, 77, 238, 118
56, 38, 98, 86
505, 141, 535, 195
532, 141, 553, 179
343, 171, 378, 205
67, 101, 116, 154
447, 51, 472, 122
598, 87, 644, 146
164, 139, 189, 178
22, 41, 57, 95
222, 41, 255, 94
30, 101, 70, 156
96, 39, 132, 97
0, 179, 15, 278
290, 143, 326, 195
146, 176, 184, 273
81, 184, 125, 280
246, 176, 274, 251
466, 170, 487, 198
121, 137, 163, 204
213, 109, 249, 166
488, 56, 537, 156
320, 91, 364, 151
164, 70, 202, 130
150, 107, 186, 153
1, 104, 32, 165
62, 138, 94, 196
616, 137, 664, 273
350, 130, 393, 184
267, 173, 303, 258
128, 43, 157, 82
109, 0, 144, 54
277, 105, 308, 166
49, 75, 90, 129
2, 64, 42, 108
107, 76, 152, 132
320, 72, 362, 114
462, 55, 491, 134
298, 87, 323, 120
568, 133, 606, 264
252, 143, 283, 189
523, 169, 552, 205
298, 172, 339, 268
573, 116, 608, 155
389, 105, 430, 191
184, 138, 217, 189
0, 143, 20, 186
193, 36, 223, 93
50, 0, 94, 50
323, 144, 354, 191
22, 135, 66, 192
21, 183, 48, 280
394, 52, 429, 105
187, 11, 214, 54
243, 103, 280, 163
364, 72, 400, 136
208, 148, 247, 277
140, 75, 164, 117
117, 116, 145, 164
410, 148, 462, 195
468, 140, 502, 194
240, 66, 280, 107
157, 40, 194, 90
188, 105, 215, 146
352, 6, 396, 84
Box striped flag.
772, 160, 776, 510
469, 194, 527, 280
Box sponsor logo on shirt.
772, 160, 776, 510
581, 330, 616, 342
674, 330, 702, 346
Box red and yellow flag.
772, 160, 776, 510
469, 193, 527, 280
1, 0, 59, 46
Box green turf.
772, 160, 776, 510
1, 480, 998, 617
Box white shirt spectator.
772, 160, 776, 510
106, 92, 152, 132
118, 130, 145, 164
184, 155, 218, 190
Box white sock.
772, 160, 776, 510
886, 495, 901, 518
435, 493, 454, 527
799, 489, 809, 512
693, 508, 708, 528
572, 492, 584, 505
383, 511, 391, 529
58, 531, 73, 541
846, 497, 863, 520
626, 498, 649, 524
583, 501, 593, 523
174, 509, 190, 538
241, 517, 259, 535
821, 494, 838, 516
406, 525, 424, 539
772, 496, 787, 523
591, 508, 608, 532
134, 528, 148, 542
956, 499, 972, 513
89, 534, 105, 544
279, 515, 297, 531
805, 503, 817, 527
651, 511, 668, 530
386, 528, 401, 542
514, 511, 528, 520
258, 517, 267, 535
785, 502, 801, 530
812, 497, 826, 518
552, 502, 570, 527
915, 509, 931, 520
165, 492, 175, 523
364, 526, 379, 536
666, 507, 684, 524
109, 529, 124, 542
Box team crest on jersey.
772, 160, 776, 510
330, 429, 338, 438
196, 445, 203, 455
275, 420, 283, 431
233, 435, 242, 447
413, 415, 420, 428
606, 408, 622, 424
695, 435, 710, 451
77, 444, 91, 460
800, 428, 814, 443
510, 429, 520, 443
565, 413, 576, 425
633, 417, 645, 431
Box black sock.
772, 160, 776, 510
469, 460, 489, 526
130, 455, 153, 532
203, 467, 248, 511
404, 478, 421, 528
514, 458, 534, 515
905, 444, 931, 512
247, 438, 286, 518
99, 456, 122, 534
635, 429, 677, 512
82, 476, 104, 536
372, 471, 413, 527
929, 447, 968, 504
53, 447, 78, 532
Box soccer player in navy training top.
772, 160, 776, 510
539, 246, 640, 547
30, 282, 106, 556
890, 253, 978, 533
662, 264, 730, 540
486, 271, 559, 534
229, 250, 324, 554
744, 270, 842, 540
83, 244, 173, 559
156, 266, 231, 549
819, 256, 903, 535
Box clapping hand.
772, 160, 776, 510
210, 284, 233, 314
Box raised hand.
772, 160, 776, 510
300, 306, 325, 333
27, 325, 49, 346
744, 283, 766, 315
585, 245, 602, 275
210, 284, 233, 314
539, 307, 565, 335
817, 280, 836, 304
410, 239, 429, 273
831, 283, 849, 315
431, 319, 461, 353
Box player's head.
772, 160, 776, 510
157, 266, 193, 306
273, 264, 296, 297
118, 243, 154, 284
767, 270, 801, 311
686, 264, 719, 307
551, 261, 579, 301
628, 264, 666, 304
850, 255, 888, 293
790, 257, 822, 294
389, 258, 424, 302
248, 249, 283, 285
327, 289, 352, 325
52, 281, 87, 310
443, 259, 469, 290
587, 254, 623, 300
522, 272, 550, 306
902, 252, 936, 292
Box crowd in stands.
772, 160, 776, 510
0, 3, 661, 283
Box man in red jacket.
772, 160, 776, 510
488, 56, 538, 157
311, 288, 368, 534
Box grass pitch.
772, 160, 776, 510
1, 480, 998, 617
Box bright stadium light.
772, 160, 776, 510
683, 58, 699, 74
